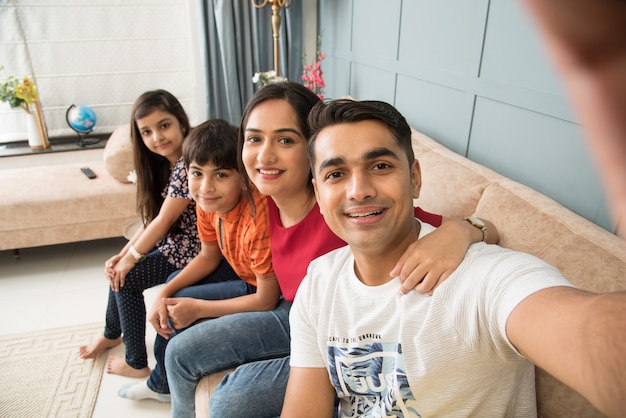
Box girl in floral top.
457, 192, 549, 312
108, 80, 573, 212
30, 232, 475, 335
79, 90, 208, 378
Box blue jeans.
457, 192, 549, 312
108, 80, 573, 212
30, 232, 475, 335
146, 258, 255, 394
166, 299, 292, 418
210, 356, 290, 418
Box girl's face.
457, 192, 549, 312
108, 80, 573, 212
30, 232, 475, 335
136, 109, 186, 164
242, 99, 311, 200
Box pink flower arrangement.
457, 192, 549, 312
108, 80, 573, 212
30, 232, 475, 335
302, 42, 326, 100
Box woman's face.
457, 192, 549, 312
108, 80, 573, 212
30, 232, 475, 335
135, 109, 185, 164
242, 99, 311, 199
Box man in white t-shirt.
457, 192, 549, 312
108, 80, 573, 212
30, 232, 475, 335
281, 99, 626, 418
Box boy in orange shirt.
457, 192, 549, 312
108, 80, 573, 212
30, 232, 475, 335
120, 119, 280, 402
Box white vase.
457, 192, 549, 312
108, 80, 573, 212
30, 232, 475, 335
26, 111, 44, 150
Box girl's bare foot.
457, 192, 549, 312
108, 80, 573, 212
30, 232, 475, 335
78, 336, 122, 360
107, 355, 150, 378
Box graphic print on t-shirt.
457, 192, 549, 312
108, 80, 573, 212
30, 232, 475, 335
328, 341, 421, 417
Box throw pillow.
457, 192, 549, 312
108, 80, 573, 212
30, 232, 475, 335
103, 123, 134, 183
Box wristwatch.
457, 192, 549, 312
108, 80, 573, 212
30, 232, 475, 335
464, 216, 487, 242
129, 245, 146, 262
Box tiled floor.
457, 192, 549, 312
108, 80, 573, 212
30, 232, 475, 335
0, 238, 170, 417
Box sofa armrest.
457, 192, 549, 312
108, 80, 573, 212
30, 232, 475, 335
194, 368, 235, 418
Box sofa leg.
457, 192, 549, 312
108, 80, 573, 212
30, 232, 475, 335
12, 249, 20, 259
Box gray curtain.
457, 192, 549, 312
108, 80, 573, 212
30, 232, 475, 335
194, 0, 303, 124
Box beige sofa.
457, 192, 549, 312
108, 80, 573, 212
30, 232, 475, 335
0, 125, 137, 253
195, 127, 626, 417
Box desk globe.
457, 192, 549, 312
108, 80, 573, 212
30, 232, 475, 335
66, 104, 97, 147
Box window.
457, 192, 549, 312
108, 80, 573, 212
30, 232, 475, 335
0, 0, 202, 143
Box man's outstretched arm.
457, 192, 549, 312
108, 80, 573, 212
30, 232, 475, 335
281, 366, 335, 418
507, 286, 626, 418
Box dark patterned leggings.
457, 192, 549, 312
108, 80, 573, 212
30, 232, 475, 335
103, 249, 178, 370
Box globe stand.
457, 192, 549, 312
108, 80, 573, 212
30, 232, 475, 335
65, 104, 100, 148
73, 130, 100, 148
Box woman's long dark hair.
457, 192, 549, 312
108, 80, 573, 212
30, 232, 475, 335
237, 82, 321, 203
130, 89, 190, 226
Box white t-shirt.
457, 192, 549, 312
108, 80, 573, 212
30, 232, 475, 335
290, 222, 574, 417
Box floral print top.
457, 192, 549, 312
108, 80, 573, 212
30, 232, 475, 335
156, 157, 200, 269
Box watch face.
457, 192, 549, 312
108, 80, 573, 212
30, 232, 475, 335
464, 216, 487, 242
467, 216, 485, 228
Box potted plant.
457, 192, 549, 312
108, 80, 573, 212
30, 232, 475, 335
0, 66, 49, 149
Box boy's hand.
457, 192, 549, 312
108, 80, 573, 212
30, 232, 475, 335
164, 297, 202, 329
148, 298, 175, 339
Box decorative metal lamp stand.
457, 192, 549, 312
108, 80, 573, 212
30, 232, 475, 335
252, 0, 292, 77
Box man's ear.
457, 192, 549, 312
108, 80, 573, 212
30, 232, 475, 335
411, 159, 421, 199
312, 178, 324, 216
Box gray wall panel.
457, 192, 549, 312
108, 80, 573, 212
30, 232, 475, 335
317, 0, 614, 232
352, 0, 401, 60
349, 63, 396, 103
324, 57, 352, 100
399, 0, 479, 77
480, 1, 562, 94
469, 97, 606, 224
396, 75, 469, 155
318, 0, 352, 51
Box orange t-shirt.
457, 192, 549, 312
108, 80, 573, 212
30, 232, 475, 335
196, 187, 275, 287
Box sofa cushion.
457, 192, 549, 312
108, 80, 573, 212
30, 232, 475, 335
103, 124, 134, 183
0, 161, 136, 232
411, 128, 500, 218
0, 160, 137, 250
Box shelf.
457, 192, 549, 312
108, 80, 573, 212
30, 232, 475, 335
0, 135, 108, 158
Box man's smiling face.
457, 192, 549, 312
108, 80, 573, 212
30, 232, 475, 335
312, 119, 421, 256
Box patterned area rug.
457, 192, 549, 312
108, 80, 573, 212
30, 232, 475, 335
0, 323, 106, 418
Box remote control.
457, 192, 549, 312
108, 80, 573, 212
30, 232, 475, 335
81, 167, 97, 179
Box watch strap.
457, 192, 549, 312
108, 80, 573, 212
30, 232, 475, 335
129, 245, 146, 262
464, 216, 487, 242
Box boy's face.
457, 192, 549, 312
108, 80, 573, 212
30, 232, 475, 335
312, 120, 421, 256
187, 161, 243, 214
